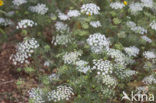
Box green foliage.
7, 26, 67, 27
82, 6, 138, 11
0, 0, 156, 103
24, 67, 35, 73
16, 79, 24, 86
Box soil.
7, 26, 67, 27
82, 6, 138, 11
0, 43, 29, 103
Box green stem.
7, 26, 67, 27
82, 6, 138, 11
70, 0, 79, 8
0, 10, 7, 15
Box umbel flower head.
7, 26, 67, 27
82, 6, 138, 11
28, 88, 45, 103
123, 70, 137, 77
124, 46, 140, 57
58, 12, 70, 21
142, 75, 156, 85
143, 51, 156, 60
67, 10, 80, 17
126, 21, 147, 34
55, 21, 69, 32
75, 60, 90, 74
48, 73, 59, 82
92, 59, 113, 76
102, 75, 117, 88
90, 21, 101, 28
87, 33, 110, 53
115, 69, 137, 79
129, 2, 143, 14
10, 38, 39, 65
63, 51, 82, 64
81, 3, 100, 15
107, 48, 130, 66
29, 3, 48, 15
141, 0, 153, 8
141, 36, 152, 43
52, 34, 71, 46
12, 0, 27, 6
110, 2, 125, 9
16, 19, 37, 29
150, 20, 156, 31
48, 85, 74, 102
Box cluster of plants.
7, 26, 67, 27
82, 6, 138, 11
0, 0, 156, 103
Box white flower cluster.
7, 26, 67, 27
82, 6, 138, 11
126, 21, 147, 34
58, 10, 80, 21
52, 35, 71, 46
63, 51, 82, 64
92, 59, 113, 76
141, 0, 153, 8
143, 51, 156, 60
48, 73, 59, 82
12, 0, 27, 6
107, 49, 127, 65
102, 75, 117, 88
123, 70, 137, 77
75, 60, 90, 74
10, 38, 39, 65
115, 69, 136, 79
141, 36, 152, 43
16, 19, 37, 29
81, 3, 100, 15
58, 12, 70, 21
28, 88, 45, 103
142, 75, 156, 85
110, 2, 125, 9
124, 46, 140, 57
132, 26, 147, 35
48, 85, 74, 102
87, 33, 110, 53
114, 63, 126, 71
101, 88, 114, 97
67, 10, 80, 17
55, 21, 69, 32
90, 21, 102, 28
143, 61, 155, 69
128, 0, 153, 14
126, 21, 136, 27
129, 2, 143, 14
29, 4, 48, 15
150, 21, 156, 31
0, 18, 13, 26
